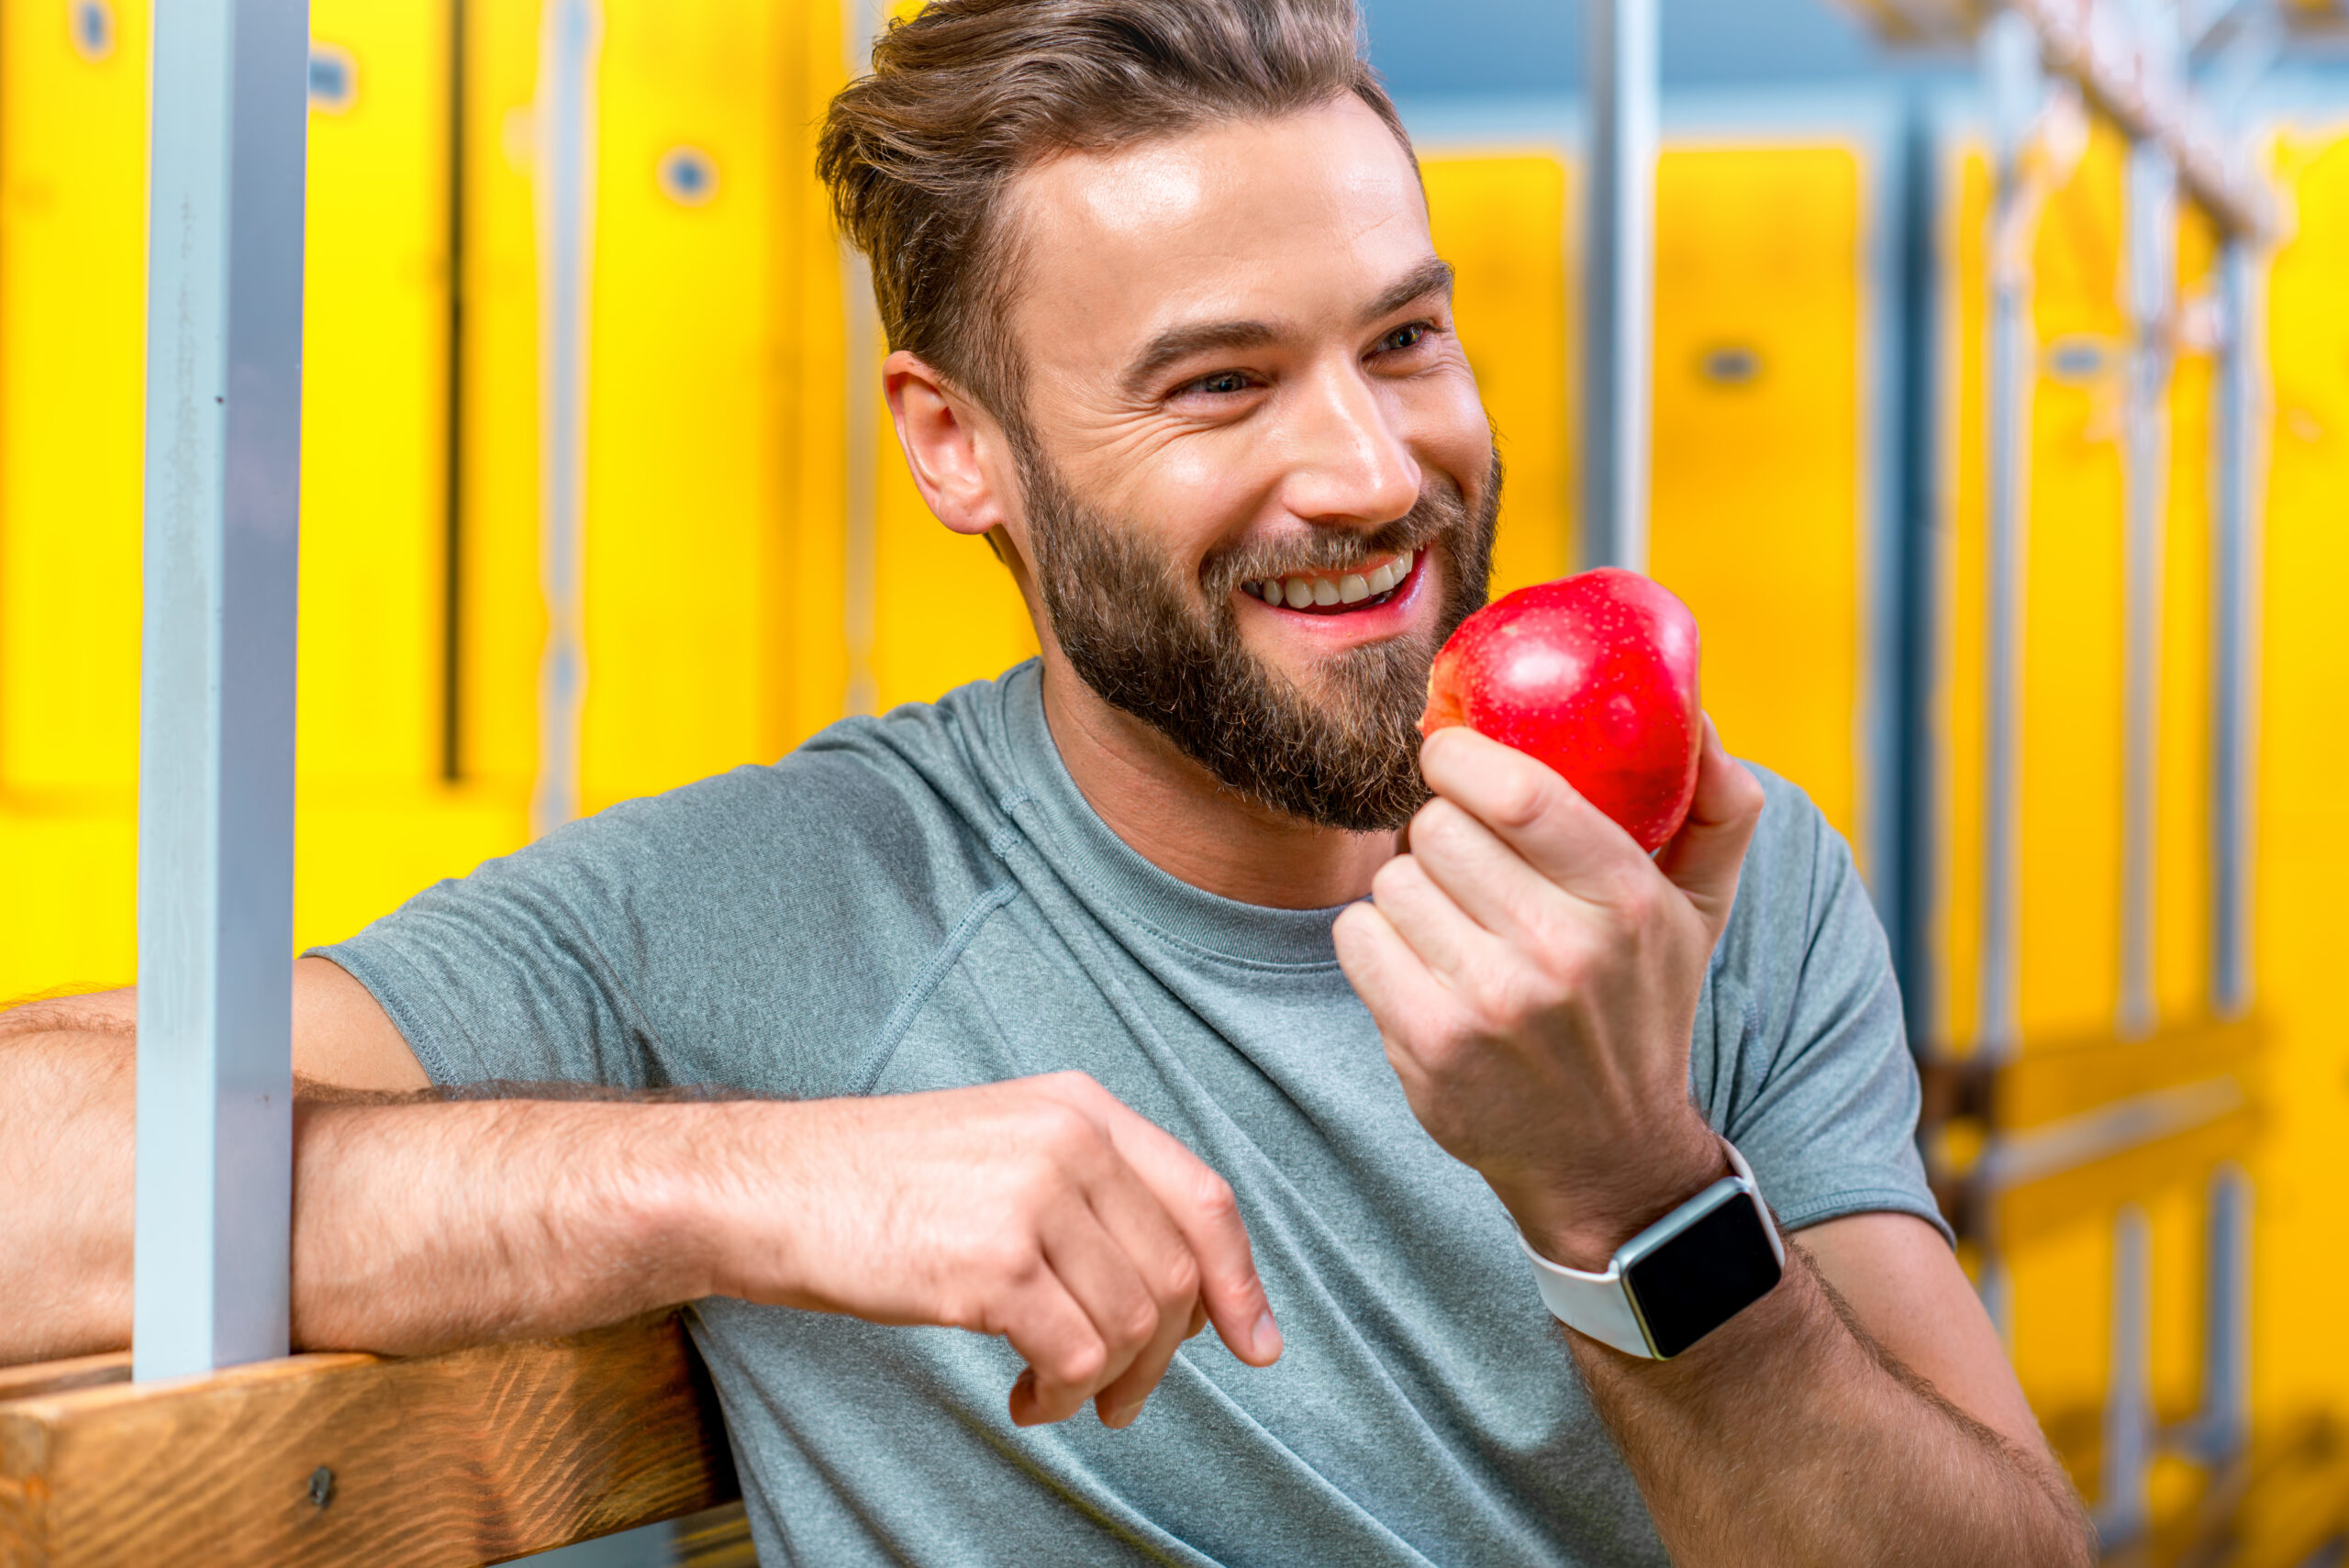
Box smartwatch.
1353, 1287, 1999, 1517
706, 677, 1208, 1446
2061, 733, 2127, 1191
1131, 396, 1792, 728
1518, 1139, 1786, 1360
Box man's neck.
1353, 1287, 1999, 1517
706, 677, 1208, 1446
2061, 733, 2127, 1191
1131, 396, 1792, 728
1036, 655, 1400, 911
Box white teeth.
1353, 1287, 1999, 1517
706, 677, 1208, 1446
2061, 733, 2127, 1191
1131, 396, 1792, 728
1285, 578, 1313, 609
1339, 573, 1370, 604
1365, 562, 1395, 594
1311, 578, 1339, 606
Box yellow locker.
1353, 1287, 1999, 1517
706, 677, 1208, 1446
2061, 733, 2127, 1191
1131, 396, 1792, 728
579, 0, 796, 811
1649, 143, 1867, 849
295, 0, 527, 950
0, 0, 150, 996
2246, 121, 2349, 1482
1419, 154, 1576, 599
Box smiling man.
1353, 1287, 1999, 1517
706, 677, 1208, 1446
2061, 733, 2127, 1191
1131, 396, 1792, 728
0, 1, 2093, 1562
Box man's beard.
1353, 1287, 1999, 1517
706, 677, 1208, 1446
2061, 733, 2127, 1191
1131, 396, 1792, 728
1019, 441, 1501, 834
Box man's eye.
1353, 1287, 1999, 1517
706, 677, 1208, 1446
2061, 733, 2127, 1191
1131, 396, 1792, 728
1184, 371, 1253, 396
1376, 323, 1431, 354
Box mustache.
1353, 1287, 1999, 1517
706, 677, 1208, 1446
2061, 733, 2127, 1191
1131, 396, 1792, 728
1197, 483, 1474, 604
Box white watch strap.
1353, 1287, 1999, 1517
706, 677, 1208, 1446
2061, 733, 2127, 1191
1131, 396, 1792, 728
1517, 1138, 1778, 1359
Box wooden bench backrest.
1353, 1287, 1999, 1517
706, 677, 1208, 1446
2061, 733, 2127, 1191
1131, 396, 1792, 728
0, 1313, 738, 1568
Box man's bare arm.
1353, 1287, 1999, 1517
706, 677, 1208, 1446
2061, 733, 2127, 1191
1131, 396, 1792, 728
0, 992, 138, 1362
1569, 1225, 2091, 1566
0, 967, 1281, 1428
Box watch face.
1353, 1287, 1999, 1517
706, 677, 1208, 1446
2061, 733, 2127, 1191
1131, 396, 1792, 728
1621, 1193, 1783, 1359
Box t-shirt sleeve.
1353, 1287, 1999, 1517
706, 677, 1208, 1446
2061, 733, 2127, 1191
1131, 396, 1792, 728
313, 806, 686, 1090
309, 745, 982, 1096
1704, 772, 1953, 1246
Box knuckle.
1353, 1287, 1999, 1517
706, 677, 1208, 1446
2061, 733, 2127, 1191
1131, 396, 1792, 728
1370, 855, 1419, 904
1159, 1249, 1202, 1305
1188, 1169, 1239, 1225
1488, 765, 1551, 829
1057, 1339, 1108, 1389
1114, 1294, 1160, 1346
1614, 879, 1663, 927
1029, 1100, 1100, 1160
978, 1232, 1041, 1288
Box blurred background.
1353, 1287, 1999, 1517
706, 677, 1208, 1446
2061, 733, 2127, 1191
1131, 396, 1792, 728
1, 0, 2345, 1561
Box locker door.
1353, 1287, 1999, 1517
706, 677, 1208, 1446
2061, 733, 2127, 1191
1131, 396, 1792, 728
1419, 153, 1576, 598
0, 0, 150, 996
1649, 141, 1869, 850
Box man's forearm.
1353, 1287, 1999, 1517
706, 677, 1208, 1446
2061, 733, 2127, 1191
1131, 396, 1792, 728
0, 1004, 722, 1365
0, 1016, 136, 1363
288, 1096, 725, 1354
1571, 1241, 2094, 1567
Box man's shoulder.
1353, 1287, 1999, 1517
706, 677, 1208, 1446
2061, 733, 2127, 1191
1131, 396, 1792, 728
559, 670, 1032, 900
1714, 760, 1871, 982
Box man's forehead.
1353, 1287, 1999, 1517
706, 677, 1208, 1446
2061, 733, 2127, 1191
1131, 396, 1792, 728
1005, 98, 1435, 356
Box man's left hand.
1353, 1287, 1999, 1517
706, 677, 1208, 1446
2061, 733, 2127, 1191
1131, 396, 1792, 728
1332, 717, 1767, 1271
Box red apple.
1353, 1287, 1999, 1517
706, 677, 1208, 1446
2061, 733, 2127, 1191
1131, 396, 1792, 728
1420, 567, 1703, 851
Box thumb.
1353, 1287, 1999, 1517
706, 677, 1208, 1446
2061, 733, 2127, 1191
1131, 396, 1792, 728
1653, 717, 1765, 940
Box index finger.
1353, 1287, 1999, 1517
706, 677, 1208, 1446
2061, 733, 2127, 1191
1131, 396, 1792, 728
1030, 1073, 1283, 1369
1416, 726, 1648, 894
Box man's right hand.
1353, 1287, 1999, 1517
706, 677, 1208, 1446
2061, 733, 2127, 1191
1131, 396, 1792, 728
704, 1072, 1282, 1428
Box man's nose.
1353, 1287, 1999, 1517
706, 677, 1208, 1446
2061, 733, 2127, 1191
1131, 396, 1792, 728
1276, 359, 1423, 528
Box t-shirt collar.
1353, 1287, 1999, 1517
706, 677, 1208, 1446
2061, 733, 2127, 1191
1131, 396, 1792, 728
993, 662, 1352, 970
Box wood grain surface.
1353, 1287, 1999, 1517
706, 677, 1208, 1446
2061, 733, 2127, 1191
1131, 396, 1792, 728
0, 1357, 129, 1407
0, 1313, 739, 1568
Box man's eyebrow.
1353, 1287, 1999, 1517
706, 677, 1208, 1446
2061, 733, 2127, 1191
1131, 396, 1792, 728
1359, 257, 1454, 326
1122, 319, 1279, 398
1119, 258, 1456, 400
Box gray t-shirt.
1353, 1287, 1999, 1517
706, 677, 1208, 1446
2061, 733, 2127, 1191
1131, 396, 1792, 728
322, 660, 1945, 1568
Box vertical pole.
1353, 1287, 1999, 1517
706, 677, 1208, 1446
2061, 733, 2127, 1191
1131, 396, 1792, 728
2210, 235, 2256, 1016
1579, 0, 1656, 573
1977, 9, 2041, 1068
530, 0, 600, 838
133, 0, 310, 1382
841, 0, 884, 718
1887, 107, 1941, 1054
2196, 1164, 2253, 1462
441, 0, 470, 784
2119, 127, 2176, 1041
2098, 1205, 2154, 1546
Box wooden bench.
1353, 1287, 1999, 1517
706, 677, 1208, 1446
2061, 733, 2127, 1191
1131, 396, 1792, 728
0, 1313, 741, 1567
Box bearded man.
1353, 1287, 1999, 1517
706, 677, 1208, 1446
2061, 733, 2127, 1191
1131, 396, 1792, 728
2, 0, 2093, 1562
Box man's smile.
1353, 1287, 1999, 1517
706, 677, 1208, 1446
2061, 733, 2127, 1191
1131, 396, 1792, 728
1240, 547, 1420, 614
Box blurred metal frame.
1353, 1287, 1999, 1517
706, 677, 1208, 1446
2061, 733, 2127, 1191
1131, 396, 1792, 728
1581, 0, 1659, 571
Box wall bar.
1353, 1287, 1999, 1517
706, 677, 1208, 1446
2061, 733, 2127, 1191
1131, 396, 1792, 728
2097, 1204, 2154, 1545
2210, 234, 2257, 1016
1579, 0, 1657, 572
841, 0, 886, 719
529, 0, 601, 838
133, 0, 311, 1382
2118, 122, 2177, 1041
1976, 9, 2043, 1067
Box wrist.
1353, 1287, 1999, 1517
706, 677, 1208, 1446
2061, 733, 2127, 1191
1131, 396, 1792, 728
627, 1099, 775, 1305
1511, 1117, 1730, 1272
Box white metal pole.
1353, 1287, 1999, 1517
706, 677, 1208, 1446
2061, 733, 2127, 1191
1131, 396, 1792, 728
841, 0, 886, 719
1976, 8, 2043, 1068
2210, 234, 2256, 1016
134, 0, 311, 1382
1580, 0, 1657, 573
2118, 117, 2177, 1043
2097, 1205, 2154, 1545
530, 0, 600, 839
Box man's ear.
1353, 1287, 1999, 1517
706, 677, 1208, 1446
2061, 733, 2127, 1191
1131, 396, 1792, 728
884, 350, 1011, 539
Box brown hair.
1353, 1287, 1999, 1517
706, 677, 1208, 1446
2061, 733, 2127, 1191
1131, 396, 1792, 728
818, 0, 1411, 425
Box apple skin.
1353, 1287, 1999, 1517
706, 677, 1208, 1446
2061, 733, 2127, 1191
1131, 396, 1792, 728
1420, 567, 1703, 851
